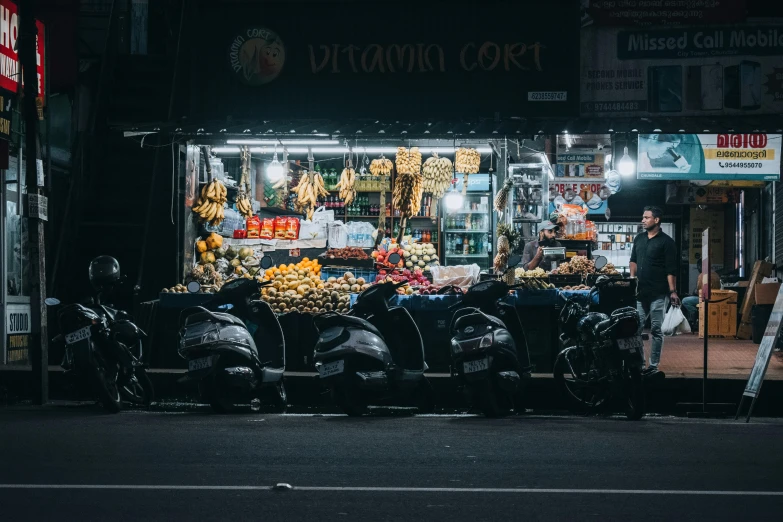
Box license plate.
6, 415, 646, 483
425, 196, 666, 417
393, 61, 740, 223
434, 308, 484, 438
65, 326, 91, 345
617, 336, 643, 353
188, 356, 213, 372
319, 360, 344, 378
464, 358, 489, 374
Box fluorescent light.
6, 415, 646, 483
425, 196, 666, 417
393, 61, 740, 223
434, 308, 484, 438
267, 153, 285, 181
618, 146, 635, 177
226, 139, 340, 145
212, 146, 493, 155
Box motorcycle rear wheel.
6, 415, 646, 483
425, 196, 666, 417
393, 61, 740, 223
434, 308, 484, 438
90, 358, 122, 414
553, 348, 608, 414
332, 385, 368, 417
476, 378, 512, 418
199, 380, 240, 414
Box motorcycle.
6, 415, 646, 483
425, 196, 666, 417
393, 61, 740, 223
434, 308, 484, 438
553, 276, 646, 420
46, 295, 154, 412
312, 253, 434, 416
177, 259, 287, 413
446, 255, 534, 417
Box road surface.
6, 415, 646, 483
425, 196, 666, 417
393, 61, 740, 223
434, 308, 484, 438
0, 407, 781, 521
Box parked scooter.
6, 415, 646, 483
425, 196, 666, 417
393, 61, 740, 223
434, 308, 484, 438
553, 275, 645, 420
313, 253, 434, 416
46, 256, 154, 413
446, 255, 533, 417
178, 257, 287, 413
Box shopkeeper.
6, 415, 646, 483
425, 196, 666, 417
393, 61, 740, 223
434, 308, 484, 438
521, 223, 562, 271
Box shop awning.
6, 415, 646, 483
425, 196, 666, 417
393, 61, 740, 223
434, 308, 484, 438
119, 115, 783, 140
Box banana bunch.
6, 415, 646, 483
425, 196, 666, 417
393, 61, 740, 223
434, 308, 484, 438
393, 170, 424, 217
236, 193, 253, 218
192, 179, 227, 226
422, 154, 453, 198
292, 171, 329, 220
455, 147, 481, 174
369, 157, 393, 176
494, 178, 513, 214
395, 147, 422, 175
336, 168, 357, 206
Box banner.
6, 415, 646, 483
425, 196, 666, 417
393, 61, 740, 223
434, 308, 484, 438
581, 0, 747, 28
581, 24, 783, 117
549, 180, 608, 215
0, 0, 46, 98
637, 133, 781, 181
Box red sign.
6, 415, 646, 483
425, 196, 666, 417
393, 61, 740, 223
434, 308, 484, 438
0, 0, 45, 97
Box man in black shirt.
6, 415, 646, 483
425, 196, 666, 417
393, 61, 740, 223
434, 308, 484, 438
521, 222, 562, 271
630, 206, 679, 372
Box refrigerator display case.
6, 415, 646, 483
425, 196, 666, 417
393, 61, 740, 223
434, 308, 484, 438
508, 163, 550, 250
441, 174, 493, 270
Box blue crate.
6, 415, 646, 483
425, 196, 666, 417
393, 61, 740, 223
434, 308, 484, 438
320, 267, 378, 283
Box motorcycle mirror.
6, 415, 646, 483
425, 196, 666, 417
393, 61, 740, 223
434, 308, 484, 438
187, 281, 201, 294
387, 252, 401, 265
260, 256, 274, 270
593, 255, 608, 271
507, 254, 523, 269
44, 297, 60, 306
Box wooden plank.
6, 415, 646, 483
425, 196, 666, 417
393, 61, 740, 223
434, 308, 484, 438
736, 261, 774, 339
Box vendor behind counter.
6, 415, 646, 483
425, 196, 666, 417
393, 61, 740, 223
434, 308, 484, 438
521, 222, 562, 271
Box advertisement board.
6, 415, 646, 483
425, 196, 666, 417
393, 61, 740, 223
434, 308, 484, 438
637, 133, 781, 181
581, 0, 747, 28
192, 0, 579, 120
581, 24, 783, 117
0, 0, 46, 98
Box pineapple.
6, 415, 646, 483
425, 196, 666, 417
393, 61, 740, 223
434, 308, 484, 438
494, 179, 513, 213
497, 235, 511, 255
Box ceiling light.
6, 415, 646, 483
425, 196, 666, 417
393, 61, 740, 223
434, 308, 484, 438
444, 183, 464, 210
618, 146, 635, 177
226, 139, 339, 145
266, 152, 285, 182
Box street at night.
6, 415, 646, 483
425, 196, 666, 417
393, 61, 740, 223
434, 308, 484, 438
1, 408, 782, 521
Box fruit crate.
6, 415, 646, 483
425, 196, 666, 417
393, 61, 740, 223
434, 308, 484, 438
548, 274, 582, 288
320, 268, 377, 282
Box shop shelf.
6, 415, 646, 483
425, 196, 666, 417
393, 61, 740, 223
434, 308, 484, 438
445, 229, 489, 233
445, 253, 489, 258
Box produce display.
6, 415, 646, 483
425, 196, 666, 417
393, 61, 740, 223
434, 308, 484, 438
324, 246, 370, 260
400, 242, 440, 272
421, 154, 454, 198
292, 171, 330, 220
260, 270, 355, 315
515, 267, 547, 278
261, 258, 322, 283
395, 147, 423, 175
552, 256, 595, 276
455, 147, 481, 174
494, 178, 513, 214
372, 244, 405, 269
192, 179, 228, 226
236, 147, 254, 219
374, 268, 434, 295
494, 235, 511, 272
600, 263, 620, 276
336, 167, 357, 206
369, 157, 393, 176
561, 284, 592, 291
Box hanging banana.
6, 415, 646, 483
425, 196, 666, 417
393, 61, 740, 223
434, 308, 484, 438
192, 179, 228, 227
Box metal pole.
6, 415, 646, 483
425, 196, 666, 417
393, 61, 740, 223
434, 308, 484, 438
20, 0, 48, 404
703, 299, 708, 413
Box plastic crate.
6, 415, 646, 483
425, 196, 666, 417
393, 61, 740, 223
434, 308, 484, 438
320, 267, 377, 283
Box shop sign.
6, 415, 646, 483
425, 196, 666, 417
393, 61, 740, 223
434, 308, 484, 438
689, 209, 723, 266
26, 193, 47, 221
549, 180, 607, 215
5, 303, 31, 334
0, 0, 46, 99
6, 333, 30, 364
195, 1, 579, 120
580, 24, 783, 117
0, 87, 12, 140
637, 133, 781, 181
555, 144, 606, 178
580, 0, 747, 28
454, 173, 490, 192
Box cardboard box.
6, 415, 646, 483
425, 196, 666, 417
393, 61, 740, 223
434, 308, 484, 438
755, 283, 782, 306
707, 289, 738, 304
698, 301, 737, 338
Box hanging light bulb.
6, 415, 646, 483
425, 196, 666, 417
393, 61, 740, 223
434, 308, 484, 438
267, 150, 285, 182
444, 181, 464, 211
618, 146, 635, 177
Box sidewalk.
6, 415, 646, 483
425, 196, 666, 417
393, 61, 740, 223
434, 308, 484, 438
651, 334, 783, 380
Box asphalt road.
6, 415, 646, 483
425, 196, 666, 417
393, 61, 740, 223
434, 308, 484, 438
1, 408, 782, 521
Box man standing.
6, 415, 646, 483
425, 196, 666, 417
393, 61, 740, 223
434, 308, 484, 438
630, 206, 679, 373
521, 223, 562, 271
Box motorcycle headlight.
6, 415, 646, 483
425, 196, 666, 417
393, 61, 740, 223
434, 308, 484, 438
479, 332, 493, 349
451, 339, 462, 354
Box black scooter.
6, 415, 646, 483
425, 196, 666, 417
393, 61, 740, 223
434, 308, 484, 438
178, 260, 287, 413
312, 253, 434, 416
447, 255, 533, 417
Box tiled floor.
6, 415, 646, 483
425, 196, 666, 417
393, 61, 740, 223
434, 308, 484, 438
646, 333, 783, 380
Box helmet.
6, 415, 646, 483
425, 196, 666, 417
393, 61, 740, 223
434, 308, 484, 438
577, 312, 610, 344
89, 256, 121, 292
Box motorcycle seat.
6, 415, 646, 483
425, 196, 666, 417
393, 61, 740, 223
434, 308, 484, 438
314, 313, 384, 340
186, 310, 246, 328
454, 311, 506, 332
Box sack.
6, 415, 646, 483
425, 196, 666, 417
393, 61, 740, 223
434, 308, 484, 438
662, 305, 690, 336
346, 221, 376, 247
312, 206, 335, 225
429, 264, 481, 290
299, 218, 327, 240
327, 221, 348, 249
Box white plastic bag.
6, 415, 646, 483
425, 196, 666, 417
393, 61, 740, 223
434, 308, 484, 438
663, 305, 690, 336
429, 264, 481, 290
346, 221, 376, 247
299, 219, 327, 240
312, 206, 335, 224
327, 221, 348, 249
